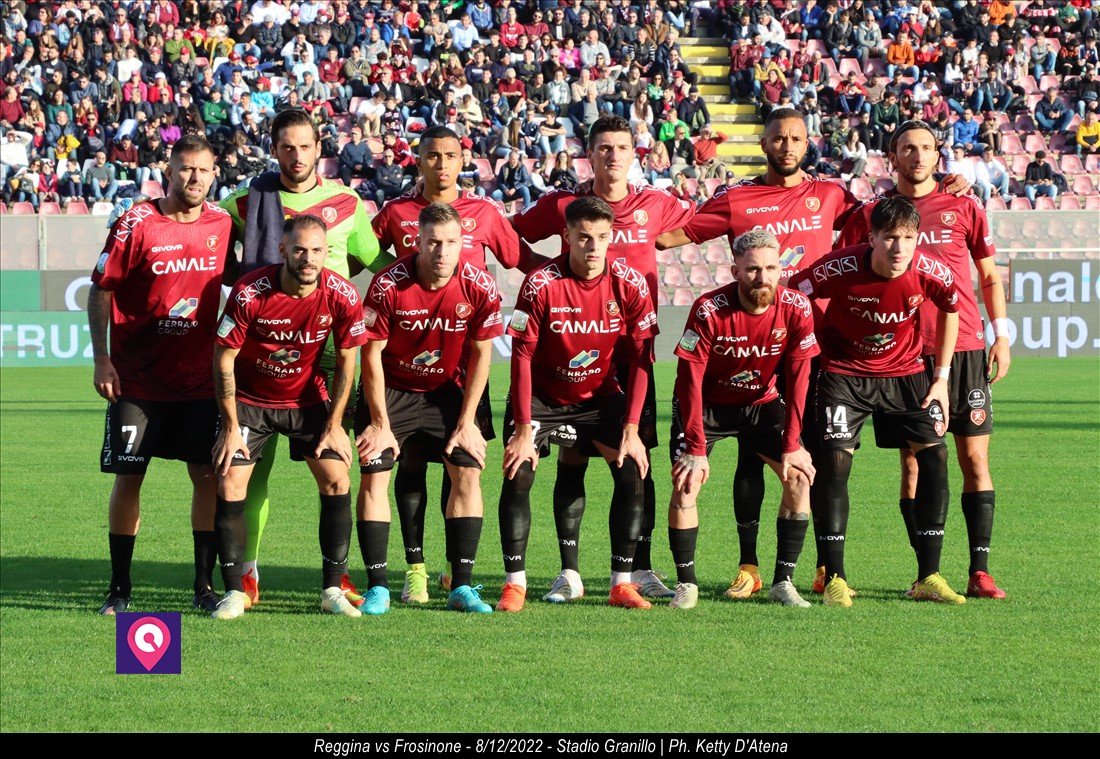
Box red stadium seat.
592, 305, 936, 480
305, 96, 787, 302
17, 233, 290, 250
714, 267, 735, 286
1021, 75, 1040, 95
366, 137, 384, 158
1014, 114, 1037, 133
657, 288, 671, 307
663, 265, 687, 287
850, 178, 874, 201
0, 202, 6, 213
11, 202, 34, 214
838, 58, 865, 82
984, 196, 1008, 211
704, 243, 731, 265
92, 201, 114, 215
1009, 197, 1033, 210
672, 287, 695, 306
1033, 196, 1057, 210
1010, 155, 1032, 175
65, 200, 89, 215
1048, 131, 1070, 153
1059, 194, 1082, 210
1000, 133, 1024, 155
574, 158, 594, 182
656, 248, 677, 265
873, 178, 894, 195
682, 178, 699, 197
1085, 155, 1100, 174
865, 154, 888, 177
1086, 195, 1100, 210
1025, 94, 1042, 112
1060, 154, 1086, 175
362, 200, 378, 214
1039, 75, 1061, 92
318, 158, 338, 178
689, 265, 714, 288
141, 180, 165, 199
703, 178, 722, 196
1024, 134, 1048, 154
1072, 175, 1098, 195
679, 245, 703, 265
38, 201, 61, 215
993, 112, 1012, 129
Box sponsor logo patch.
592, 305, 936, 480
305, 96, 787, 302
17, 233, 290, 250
968, 389, 986, 408
730, 369, 761, 384
797, 279, 814, 296
909, 294, 924, 308
269, 348, 301, 365
863, 332, 895, 346
568, 349, 600, 369
168, 297, 199, 319
413, 349, 442, 366
206, 234, 219, 252
678, 329, 701, 352
934, 421, 946, 436
317, 314, 333, 327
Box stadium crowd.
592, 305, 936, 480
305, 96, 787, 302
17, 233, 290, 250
1, 0, 1099, 214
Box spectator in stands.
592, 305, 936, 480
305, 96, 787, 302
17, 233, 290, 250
953, 108, 982, 155
922, 88, 949, 122
1077, 110, 1100, 156
978, 111, 1003, 155
870, 91, 900, 154
693, 124, 727, 179
646, 138, 672, 185
548, 150, 579, 192
492, 149, 532, 207
338, 125, 371, 186
12, 157, 40, 210
202, 89, 231, 137
136, 132, 168, 190
886, 31, 919, 80
371, 146, 407, 207
946, 143, 984, 202
948, 68, 983, 115
1024, 150, 1058, 207
826, 9, 856, 65
1030, 34, 1057, 82
58, 158, 83, 205
1035, 88, 1074, 134
665, 122, 696, 178
838, 77, 867, 116
976, 146, 1012, 204
538, 109, 567, 158
854, 11, 885, 68
840, 128, 868, 182
678, 86, 710, 135
1077, 67, 1100, 118
109, 135, 139, 182
84, 150, 119, 203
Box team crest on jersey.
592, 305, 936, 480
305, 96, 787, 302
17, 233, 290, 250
364, 307, 378, 327
696, 293, 729, 320
805, 197, 821, 212
269, 348, 301, 365
456, 302, 473, 319
678, 329, 701, 352
771, 328, 787, 342
940, 211, 957, 226
909, 294, 924, 308
633, 210, 648, 226
207, 235, 219, 252
317, 314, 333, 327
970, 409, 986, 426
461, 217, 477, 233
863, 332, 895, 346
322, 206, 338, 224
606, 300, 620, 316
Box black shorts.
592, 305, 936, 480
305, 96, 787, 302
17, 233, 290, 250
873, 349, 994, 448
816, 370, 947, 451
669, 397, 785, 465
229, 401, 343, 466
100, 397, 218, 474
354, 383, 494, 472
503, 392, 628, 456
614, 360, 658, 449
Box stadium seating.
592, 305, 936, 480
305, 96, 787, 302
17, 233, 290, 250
141, 181, 165, 199
11, 202, 34, 214
38, 202, 61, 215
65, 200, 89, 215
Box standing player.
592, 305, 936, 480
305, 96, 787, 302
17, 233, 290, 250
210, 215, 368, 620
668, 229, 819, 609
788, 196, 964, 607
497, 197, 658, 613
220, 109, 393, 606
369, 126, 519, 604
656, 107, 967, 598
90, 135, 232, 615
512, 115, 694, 600
835, 120, 1010, 599
354, 203, 503, 615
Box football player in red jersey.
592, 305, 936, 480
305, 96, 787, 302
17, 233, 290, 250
667, 229, 819, 610
89, 135, 232, 615
210, 215, 369, 620
656, 108, 970, 598
370, 126, 520, 603
836, 121, 1010, 599
496, 197, 659, 612
789, 196, 964, 607
512, 115, 695, 600
354, 203, 504, 615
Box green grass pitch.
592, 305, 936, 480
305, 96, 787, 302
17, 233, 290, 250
1, 359, 1097, 732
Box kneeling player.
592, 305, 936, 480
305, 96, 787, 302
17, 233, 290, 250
668, 229, 819, 609
354, 203, 502, 615
496, 196, 658, 612
789, 196, 963, 606
210, 215, 368, 619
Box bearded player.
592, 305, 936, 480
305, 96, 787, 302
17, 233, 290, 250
668, 229, 819, 610
354, 203, 503, 615
220, 109, 393, 606
497, 196, 658, 612
369, 126, 519, 604
788, 196, 963, 607
210, 215, 368, 620
90, 135, 232, 615
656, 107, 968, 598
512, 115, 694, 601
835, 120, 1010, 599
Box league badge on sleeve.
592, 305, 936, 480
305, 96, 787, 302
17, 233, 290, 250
509, 309, 529, 332
217, 315, 237, 338
679, 329, 701, 352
